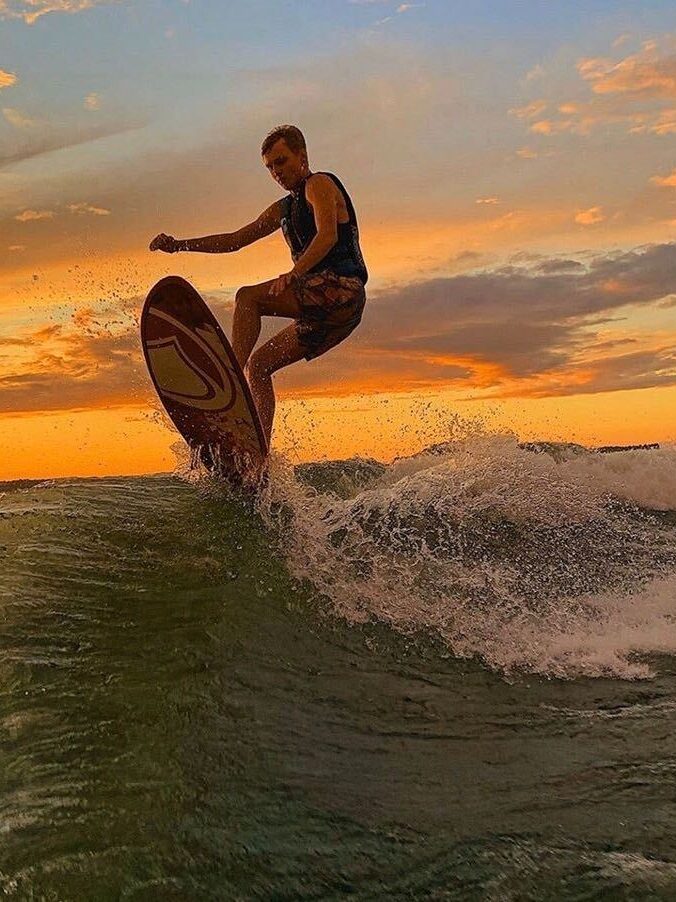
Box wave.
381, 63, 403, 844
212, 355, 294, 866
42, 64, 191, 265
3, 433, 674, 681
259, 435, 676, 680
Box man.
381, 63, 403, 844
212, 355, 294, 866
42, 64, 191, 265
149, 124, 368, 447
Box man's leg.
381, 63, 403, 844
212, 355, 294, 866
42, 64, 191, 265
247, 324, 307, 447
232, 280, 301, 371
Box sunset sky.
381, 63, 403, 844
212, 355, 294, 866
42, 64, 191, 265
1, 0, 676, 478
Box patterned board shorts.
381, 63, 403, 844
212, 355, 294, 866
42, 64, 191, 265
293, 270, 366, 361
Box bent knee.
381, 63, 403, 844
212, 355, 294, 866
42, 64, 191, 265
234, 284, 259, 311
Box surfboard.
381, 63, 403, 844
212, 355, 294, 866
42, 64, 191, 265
141, 276, 268, 482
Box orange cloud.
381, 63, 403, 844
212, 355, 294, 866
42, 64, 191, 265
490, 366, 597, 399
422, 354, 510, 389
0, 0, 122, 25
629, 107, 676, 135
510, 99, 548, 119
577, 47, 676, 98
513, 40, 676, 139
84, 92, 101, 110
601, 278, 635, 295
2, 241, 675, 413
524, 64, 545, 83
530, 118, 573, 135
575, 207, 605, 225
71, 307, 97, 328
14, 209, 56, 222
651, 168, 676, 188
487, 210, 529, 231
67, 202, 111, 216
32, 324, 64, 341
515, 146, 538, 159
2, 107, 37, 128
0, 69, 17, 89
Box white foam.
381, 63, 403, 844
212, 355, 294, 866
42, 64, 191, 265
474, 574, 676, 680
260, 434, 676, 680
559, 443, 676, 511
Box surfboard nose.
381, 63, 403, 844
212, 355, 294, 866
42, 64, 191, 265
141, 277, 268, 479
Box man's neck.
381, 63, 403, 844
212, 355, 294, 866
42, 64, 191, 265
291, 169, 312, 194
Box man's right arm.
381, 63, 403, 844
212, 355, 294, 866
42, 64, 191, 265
150, 200, 283, 254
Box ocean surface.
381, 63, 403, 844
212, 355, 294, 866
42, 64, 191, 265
2, 436, 676, 900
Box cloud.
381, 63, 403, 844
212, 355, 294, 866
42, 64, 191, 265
535, 258, 585, 273
84, 93, 101, 111
0, 118, 145, 169
515, 146, 538, 159
0, 69, 17, 89
509, 99, 548, 120
530, 118, 576, 135
277, 241, 676, 400
578, 47, 676, 99
0, 335, 32, 347
2, 107, 37, 128
613, 34, 631, 50
0, 311, 144, 414
513, 39, 676, 139
363, 1, 423, 28
0, 41, 520, 259
575, 206, 605, 225
66, 202, 111, 215
0, 44, 478, 272
33, 324, 63, 341
0, 0, 123, 25
524, 64, 545, 82
14, 209, 55, 221
8, 244, 26, 251
567, 347, 676, 396
476, 197, 500, 205
651, 168, 676, 188
2, 243, 675, 414
630, 107, 676, 136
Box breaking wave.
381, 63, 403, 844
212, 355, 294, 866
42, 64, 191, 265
259, 435, 676, 680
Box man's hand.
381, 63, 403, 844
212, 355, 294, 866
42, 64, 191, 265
149, 233, 179, 253
269, 271, 297, 296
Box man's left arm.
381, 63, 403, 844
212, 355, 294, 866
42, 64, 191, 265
269, 174, 338, 295
292, 175, 338, 277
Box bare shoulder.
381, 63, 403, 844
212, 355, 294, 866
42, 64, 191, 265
306, 173, 339, 202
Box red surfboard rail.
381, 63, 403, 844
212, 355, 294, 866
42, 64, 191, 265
141, 276, 268, 479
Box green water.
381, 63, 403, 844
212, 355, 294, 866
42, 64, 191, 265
2, 470, 676, 900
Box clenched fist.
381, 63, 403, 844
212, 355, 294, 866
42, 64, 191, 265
149, 233, 179, 253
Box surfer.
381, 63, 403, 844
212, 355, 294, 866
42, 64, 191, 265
149, 125, 368, 446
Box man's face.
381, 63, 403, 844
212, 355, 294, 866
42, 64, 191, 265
262, 139, 307, 191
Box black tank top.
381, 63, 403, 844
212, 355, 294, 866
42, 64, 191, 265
280, 172, 368, 284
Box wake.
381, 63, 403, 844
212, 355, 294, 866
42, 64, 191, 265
258, 435, 676, 680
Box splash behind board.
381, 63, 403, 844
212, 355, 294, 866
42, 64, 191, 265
141, 276, 268, 479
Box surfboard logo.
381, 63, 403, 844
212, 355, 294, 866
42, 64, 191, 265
146, 307, 237, 412
141, 276, 267, 477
